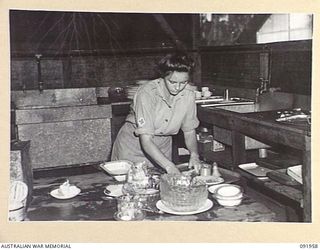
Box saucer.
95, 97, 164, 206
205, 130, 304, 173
104, 184, 124, 197
50, 186, 81, 199
156, 199, 213, 215
194, 176, 224, 186
135, 188, 159, 195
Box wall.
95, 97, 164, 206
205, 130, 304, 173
10, 11, 197, 91
201, 46, 262, 90
200, 40, 312, 96
11, 52, 169, 90
269, 41, 312, 95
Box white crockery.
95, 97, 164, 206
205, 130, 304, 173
100, 160, 133, 176
104, 184, 124, 197
209, 184, 244, 207
216, 197, 242, 207
201, 87, 209, 92
215, 192, 243, 200
202, 91, 212, 98
50, 186, 81, 199
215, 184, 242, 197
208, 184, 228, 194
113, 175, 127, 182
156, 199, 213, 215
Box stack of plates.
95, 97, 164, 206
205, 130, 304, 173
126, 85, 140, 100
126, 80, 149, 99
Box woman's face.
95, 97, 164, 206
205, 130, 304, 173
163, 71, 190, 96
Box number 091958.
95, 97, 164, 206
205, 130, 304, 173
300, 244, 318, 248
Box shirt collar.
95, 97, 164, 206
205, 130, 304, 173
156, 78, 186, 106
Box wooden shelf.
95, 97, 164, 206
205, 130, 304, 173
197, 107, 311, 222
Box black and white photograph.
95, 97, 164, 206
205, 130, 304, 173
2, 0, 319, 244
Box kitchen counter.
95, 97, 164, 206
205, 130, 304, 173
197, 106, 311, 222
26, 171, 276, 222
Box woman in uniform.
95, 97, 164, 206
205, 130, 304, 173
111, 52, 201, 174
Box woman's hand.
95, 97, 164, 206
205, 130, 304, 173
140, 134, 180, 174
188, 153, 202, 174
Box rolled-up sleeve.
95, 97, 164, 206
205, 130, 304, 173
133, 90, 155, 135
181, 93, 200, 132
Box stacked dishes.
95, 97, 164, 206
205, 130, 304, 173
126, 80, 147, 100
126, 85, 140, 100
209, 184, 243, 207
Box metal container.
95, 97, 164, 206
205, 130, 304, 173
200, 163, 212, 176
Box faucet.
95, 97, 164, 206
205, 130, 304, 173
35, 54, 44, 93
255, 77, 268, 102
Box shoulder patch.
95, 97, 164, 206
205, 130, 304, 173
138, 117, 146, 127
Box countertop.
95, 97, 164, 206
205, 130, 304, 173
197, 105, 311, 222
26, 170, 276, 222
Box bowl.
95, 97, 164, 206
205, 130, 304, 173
216, 197, 242, 207
113, 175, 127, 182
209, 184, 243, 207
208, 184, 227, 194
100, 160, 133, 176
215, 184, 242, 198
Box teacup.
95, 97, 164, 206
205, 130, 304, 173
58, 184, 70, 196
202, 91, 212, 98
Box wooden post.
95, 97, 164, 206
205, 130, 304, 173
231, 130, 246, 170
303, 135, 311, 222
191, 14, 201, 86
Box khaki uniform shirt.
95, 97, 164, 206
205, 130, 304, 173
111, 78, 199, 169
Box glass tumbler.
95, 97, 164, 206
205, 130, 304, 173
115, 195, 144, 221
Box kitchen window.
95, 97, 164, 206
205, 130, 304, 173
257, 13, 313, 43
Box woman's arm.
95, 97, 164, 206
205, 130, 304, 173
183, 129, 202, 172
140, 134, 180, 174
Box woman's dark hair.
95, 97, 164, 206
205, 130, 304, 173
158, 52, 195, 77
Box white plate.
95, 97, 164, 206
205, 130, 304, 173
238, 163, 272, 177
50, 186, 81, 199
208, 184, 230, 194
104, 184, 124, 197
194, 176, 224, 186
156, 199, 213, 215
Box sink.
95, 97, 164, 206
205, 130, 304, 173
200, 92, 296, 150
213, 104, 256, 113
12, 88, 112, 169
205, 92, 295, 114
198, 97, 254, 106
